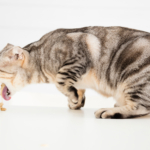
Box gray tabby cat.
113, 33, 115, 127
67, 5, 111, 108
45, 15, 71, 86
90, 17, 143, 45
1, 26, 150, 119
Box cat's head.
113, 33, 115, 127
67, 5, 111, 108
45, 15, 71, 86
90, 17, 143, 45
0, 43, 29, 101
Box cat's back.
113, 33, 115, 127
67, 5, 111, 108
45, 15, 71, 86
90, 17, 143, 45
37, 26, 149, 54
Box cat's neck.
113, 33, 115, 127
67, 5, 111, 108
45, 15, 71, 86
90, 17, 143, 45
23, 41, 56, 84
18, 50, 48, 85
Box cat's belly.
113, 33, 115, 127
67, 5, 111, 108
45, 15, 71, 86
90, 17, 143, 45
74, 70, 114, 97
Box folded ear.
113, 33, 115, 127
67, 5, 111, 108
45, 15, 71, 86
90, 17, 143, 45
10, 46, 23, 60
7, 43, 14, 47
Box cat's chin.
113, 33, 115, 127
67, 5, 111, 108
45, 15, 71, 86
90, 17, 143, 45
1, 84, 11, 101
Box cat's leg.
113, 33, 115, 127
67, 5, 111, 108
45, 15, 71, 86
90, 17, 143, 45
55, 63, 87, 109
95, 100, 150, 119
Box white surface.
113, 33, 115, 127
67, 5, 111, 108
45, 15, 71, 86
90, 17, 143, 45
0, 105, 150, 150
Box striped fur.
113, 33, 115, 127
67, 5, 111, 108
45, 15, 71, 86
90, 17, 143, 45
1, 26, 150, 118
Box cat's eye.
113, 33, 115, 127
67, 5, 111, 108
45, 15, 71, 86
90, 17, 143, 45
14, 54, 19, 60
9, 54, 19, 60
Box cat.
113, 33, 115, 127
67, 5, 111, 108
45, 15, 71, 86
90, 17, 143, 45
1, 26, 150, 119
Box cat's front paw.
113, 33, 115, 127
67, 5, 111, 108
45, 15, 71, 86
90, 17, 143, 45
68, 96, 85, 110
94, 108, 123, 119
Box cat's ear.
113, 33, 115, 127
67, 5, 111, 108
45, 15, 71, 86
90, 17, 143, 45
6, 43, 14, 47
3, 43, 14, 50
9, 46, 24, 60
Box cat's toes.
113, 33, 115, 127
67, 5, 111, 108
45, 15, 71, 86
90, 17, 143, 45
94, 108, 123, 119
68, 96, 85, 110
68, 103, 81, 110
94, 108, 108, 118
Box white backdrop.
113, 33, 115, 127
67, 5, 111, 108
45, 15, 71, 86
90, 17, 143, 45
0, 0, 150, 106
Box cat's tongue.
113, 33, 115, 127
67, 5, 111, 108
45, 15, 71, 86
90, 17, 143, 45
2, 85, 11, 101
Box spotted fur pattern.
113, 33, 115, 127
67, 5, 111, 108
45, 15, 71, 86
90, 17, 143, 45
1, 26, 150, 119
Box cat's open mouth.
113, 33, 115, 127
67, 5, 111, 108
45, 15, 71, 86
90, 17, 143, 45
2, 85, 11, 101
